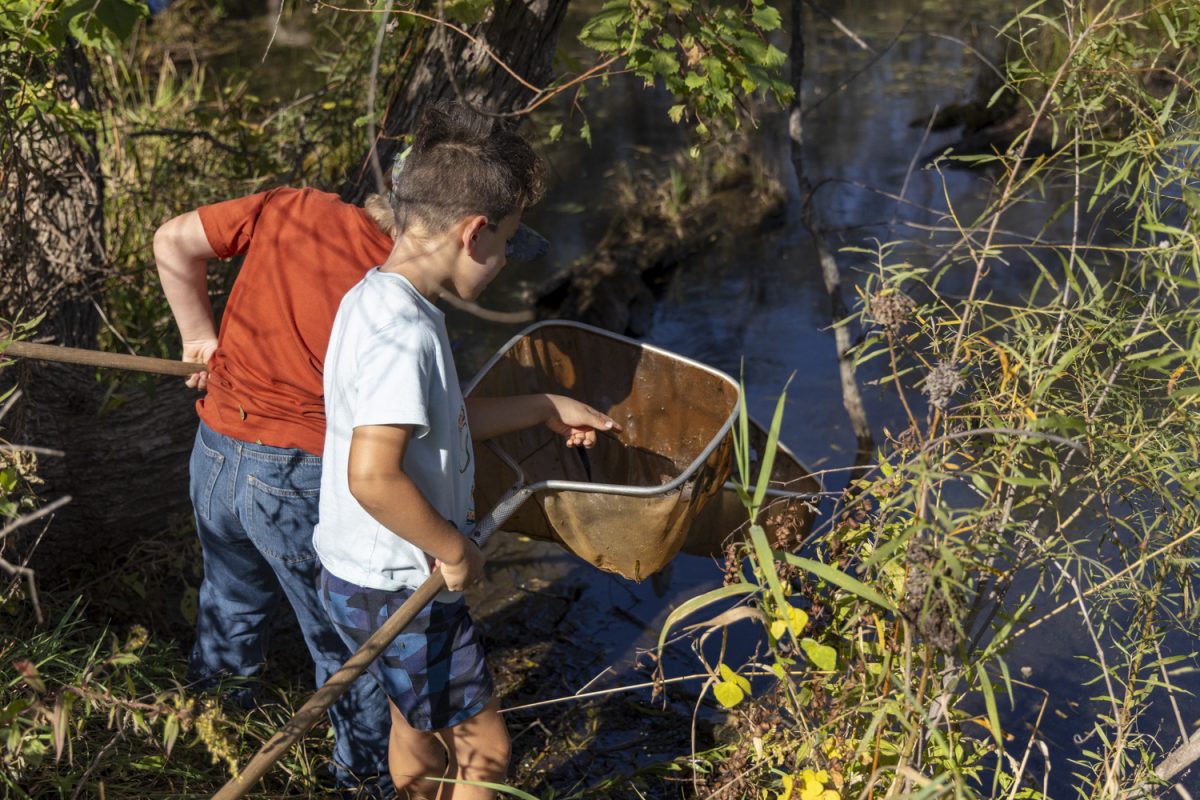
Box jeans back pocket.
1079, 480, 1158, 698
189, 429, 225, 523
244, 462, 322, 566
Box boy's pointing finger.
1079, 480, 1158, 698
594, 408, 622, 433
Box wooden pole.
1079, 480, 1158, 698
211, 571, 448, 800
3, 341, 204, 377
211, 484, 533, 800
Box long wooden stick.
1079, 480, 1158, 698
3, 341, 204, 377
212, 483, 533, 800
213, 571, 448, 800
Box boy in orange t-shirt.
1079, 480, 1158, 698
154, 187, 396, 792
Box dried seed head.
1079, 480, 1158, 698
868, 290, 916, 332
902, 539, 962, 654
923, 359, 965, 410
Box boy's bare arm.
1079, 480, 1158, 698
348, 423, 483, 591
465, 394, 621, 446
154, 210, 219, 390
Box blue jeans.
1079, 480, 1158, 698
188, 421, 392, 793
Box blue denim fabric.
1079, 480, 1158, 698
187, 420, 392, 794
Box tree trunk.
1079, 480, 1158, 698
1, 40, 103, 347
0, 41, 152, 577
341, 0, 570, 205
12, 363, 196, 577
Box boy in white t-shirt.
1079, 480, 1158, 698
314, 102, 618, 799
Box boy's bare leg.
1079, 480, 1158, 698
437, 698, 510, 799
388, 699, 449, 799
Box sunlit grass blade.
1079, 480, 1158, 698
749, 524, 792, 634
977, 662, 1004, 754
751, 373, 793, 519
778, 552, 897, 613
657, 583, 757, 656
426, 776, 542, 799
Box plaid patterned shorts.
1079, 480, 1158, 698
319, 569, 494, 731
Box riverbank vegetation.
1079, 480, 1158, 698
671, 2, 1200, 799
4, 0, 1200, 797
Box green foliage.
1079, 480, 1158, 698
0, 0, 146, 60
0, 602, 192, 798
656, 2, 1200, 797
577, 0, 793, 136
0, 0, 146, 142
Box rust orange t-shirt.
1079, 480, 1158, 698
196, 187, 393, 455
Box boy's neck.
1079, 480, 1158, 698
379, 232, 455, 302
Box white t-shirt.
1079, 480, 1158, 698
314, 268, 476, 593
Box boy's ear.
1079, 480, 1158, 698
460, 215, 490, 257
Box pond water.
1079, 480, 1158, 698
219, 0, 1199, 795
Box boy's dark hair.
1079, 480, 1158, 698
386, 102, 545, 237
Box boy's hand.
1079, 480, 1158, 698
544, 394, 622, 448
436, 539, 485, 592
182, 338, 218, 391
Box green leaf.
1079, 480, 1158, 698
778, 553, 898, 613
768, 44, 788, 69
667, 104, 685, 124
650, 49, 679, 75
578, 2, 628, 53
580, 121, 592, 147
751, 5, 782, 30
751, 374, 793, 518
800, 638, 837, 671
977, 663, 1004, 750
749, 524, 791, 620
63, 0, 146, 49
548, 123, 563, 142
163, 714, 179, 756
0, 699, 31, 723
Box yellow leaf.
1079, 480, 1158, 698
770, 619, 788, 640
719, 662, 751, 693
787, 606, 809, 636
713, 680, 745, 708
800, 777, 824, 800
